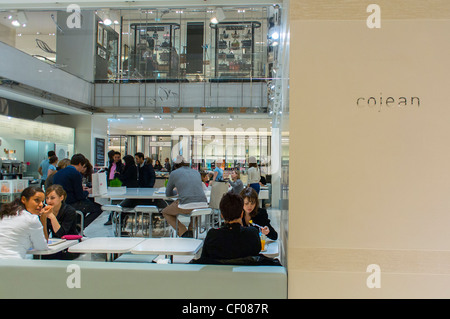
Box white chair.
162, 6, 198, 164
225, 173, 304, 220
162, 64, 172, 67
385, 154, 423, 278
101, 204, 135, 237
134, 205, 160, 237
176, 208, 213, 239
209, 181, 230, 227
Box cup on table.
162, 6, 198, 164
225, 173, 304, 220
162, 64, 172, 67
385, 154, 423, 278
260, 234, 266, 251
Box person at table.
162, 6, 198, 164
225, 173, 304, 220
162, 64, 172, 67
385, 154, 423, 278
229, 169, 244, 195
42, 184, 78, 238
198, 191, 261, 260
135, 152, 156, 188
200, 171, 211, 191
107, 151, 124, 185
163, 157, 171, 172
240, 187, 278, 240
53, 153, 102, 229
153, 159, 163, 171
45, 158, 70, 190
162, 155, 208, 238
0, 186, 49, 259
247, 156, 261, 194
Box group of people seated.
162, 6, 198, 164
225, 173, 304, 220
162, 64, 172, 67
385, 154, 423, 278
0, 152, 99, 259
0, 151, 279, 265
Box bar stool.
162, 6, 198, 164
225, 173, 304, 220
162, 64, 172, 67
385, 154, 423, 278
101, 204, 135, 237
176, 208, 213, 239
134, 205, 159, 237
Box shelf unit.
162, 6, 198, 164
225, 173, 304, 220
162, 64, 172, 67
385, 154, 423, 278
211, 21, 262, 78
129, 23, 181, 79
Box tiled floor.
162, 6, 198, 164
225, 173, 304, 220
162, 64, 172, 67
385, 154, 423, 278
78, 206, 281, 263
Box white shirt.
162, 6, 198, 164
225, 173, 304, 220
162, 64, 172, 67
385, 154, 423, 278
0, 210, 48, 259
247, 167, 261, 184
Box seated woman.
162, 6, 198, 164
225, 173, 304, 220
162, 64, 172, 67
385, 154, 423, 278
240, 187, 278, 240
42, 184, 78, 238
198, 191, 261, 260
229, 169, 244, 194
0, 186, 49, 259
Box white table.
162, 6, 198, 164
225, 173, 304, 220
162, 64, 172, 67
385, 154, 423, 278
68, 237, 146, 261
261, 240, 279, 258
131, 238, 203, 263
94, 187, 210, 203
28, 239, 79, 258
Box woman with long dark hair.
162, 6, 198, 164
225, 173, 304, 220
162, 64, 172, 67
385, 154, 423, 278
240, 187, 278, 240
118, 155, 138, 188
0, 186, 49, 259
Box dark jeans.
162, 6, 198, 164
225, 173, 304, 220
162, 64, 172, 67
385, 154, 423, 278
249, 183, 261, 195
69, 199, 103, 228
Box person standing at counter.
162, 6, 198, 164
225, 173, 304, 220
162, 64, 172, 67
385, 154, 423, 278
212, 160, 224, 182
162, 155, 208, 238
247, 156, 261, 194
46, 155, 58, 181
107, 151, 124, 184
0, 186, 49, 259
135, 152, 156, 188
116, 155, 138, 188
53, 153, 102, 229
38, 150, 56, 188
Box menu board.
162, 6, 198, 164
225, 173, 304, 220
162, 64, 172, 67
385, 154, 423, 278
95, 138, 105, 167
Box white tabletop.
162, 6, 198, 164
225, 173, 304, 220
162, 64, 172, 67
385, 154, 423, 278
28, 239, 79, 255
95, 188, 175, 200
261, 240, 279, 258
68, 237, 146, 254
94, 187, 211, 203
131, 238, 203, 256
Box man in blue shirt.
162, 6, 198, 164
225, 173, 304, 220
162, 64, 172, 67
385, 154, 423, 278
53, 153, 102, 228
38, 150, 55, 187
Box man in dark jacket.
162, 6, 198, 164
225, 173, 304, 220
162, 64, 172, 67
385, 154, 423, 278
53, 153, 102, 228
135, 152, 156, 188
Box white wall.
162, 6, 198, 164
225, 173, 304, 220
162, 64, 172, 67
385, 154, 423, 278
288, 0, 450, 298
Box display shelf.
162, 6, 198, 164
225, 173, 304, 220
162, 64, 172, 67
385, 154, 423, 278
129, 23, 181, 79
211, 21, 262, 79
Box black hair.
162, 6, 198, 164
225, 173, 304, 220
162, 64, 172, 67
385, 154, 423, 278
48, 151, 56, 157
49, 155, 58, 164
219, 191, 244, 222
0, 186, 44, 219
70, 153, 87, 166
123, 155, 136, 166
135, 152, 145, 160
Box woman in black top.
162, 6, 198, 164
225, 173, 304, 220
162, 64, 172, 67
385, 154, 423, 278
118, 155, 138, 187
43, 184, 78, 238
240, 187, 278, 240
